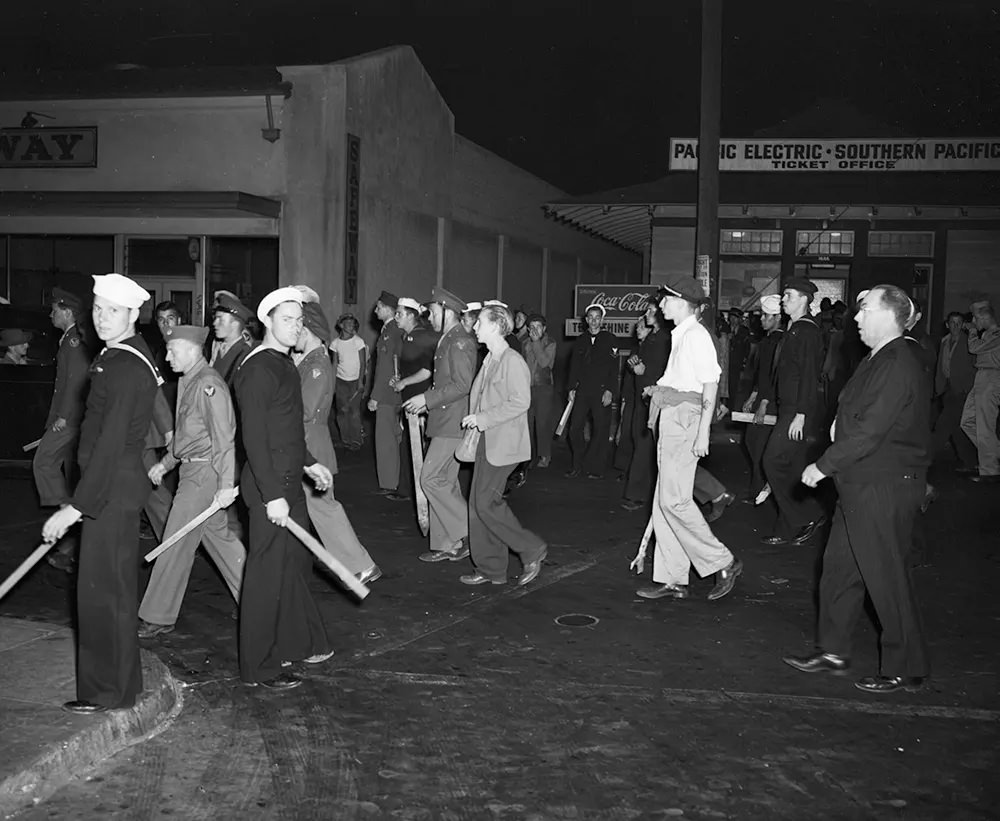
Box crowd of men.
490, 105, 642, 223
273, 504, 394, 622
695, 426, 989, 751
11, 269, 999, 711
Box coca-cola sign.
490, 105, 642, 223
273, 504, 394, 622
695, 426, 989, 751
574, 284, 659, 320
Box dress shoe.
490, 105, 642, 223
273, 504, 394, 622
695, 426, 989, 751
62, 700, 109, 715
969, 474, 1000, 484
704, 491, 736, 523
564, 469, 581, 478
459, 571, 506, 586
303, 650, 336, 664
854, 675, 925, 694
782, 651, 850, 675
385, 492, 411, 502
621, 498, 644, 512
258, 673, 303, 690
536, 457, 550, 468
356, 564, 383, 584
754, 483, 772, 505
419, 545, 470, 563
517, 545, 548, 586
636, 583, 689, 600
791, 516, 827, 545
138, 620, 174, 639
510, 470, 527, 489
707, 557, 743, 600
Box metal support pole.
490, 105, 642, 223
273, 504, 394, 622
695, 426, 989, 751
696, 0, 722, 317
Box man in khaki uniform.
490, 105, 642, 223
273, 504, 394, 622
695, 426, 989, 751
138, 325, 245, 638
404, 287, 477, 562
367, 290, 406, 498
961, 300, 1000, 482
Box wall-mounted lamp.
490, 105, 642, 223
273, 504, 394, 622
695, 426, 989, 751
261, 95, 281, 143
741, 204, 750, 216
20, 111, 55, 128
912, 206, 923, 217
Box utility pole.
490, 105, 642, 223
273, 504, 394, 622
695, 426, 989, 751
695, 0, 722, 315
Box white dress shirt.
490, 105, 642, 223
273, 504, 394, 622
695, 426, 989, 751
657, 315, 721, 392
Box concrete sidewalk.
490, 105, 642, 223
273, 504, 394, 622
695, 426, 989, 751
0, 617, 182, 818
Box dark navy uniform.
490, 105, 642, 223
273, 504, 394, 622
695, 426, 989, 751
745, 326, 784, 496
567, 328, 620, 476
814, 336, 931, 679
211, 336, 254, 385
234, 347, 331, 684
33, 323, 92, 506
624, 326, 670, 504
72, 335, 161, 709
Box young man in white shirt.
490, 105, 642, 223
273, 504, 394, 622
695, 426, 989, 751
635, 273, 742, 602
329, 314, 368, 450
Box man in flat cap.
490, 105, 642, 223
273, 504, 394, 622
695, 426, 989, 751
138, 325, 246, 638
761, 277, 827, 546
232, 287, 334, 690
210, 290, 255, 385
741, 293, 785, 502
0, 328, 32, 364
634, 272, 742, 602
368, 290, 406, 498
960, 300, 1000, 482
42, 273, 163, 714
294, 300, 380, 583
33, 287, 93, 572
566, 302, 620, 478
403, 287, 477, 563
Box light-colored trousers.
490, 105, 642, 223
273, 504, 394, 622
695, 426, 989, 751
961, 369, 1000, 476
304, 479, 374, 575
420, 436, 468, 552
138, 462, 246, 626
374, 403, 402, 491
652, 403, 734, 586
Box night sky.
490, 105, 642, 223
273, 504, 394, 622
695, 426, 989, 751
1, 0, 998, 194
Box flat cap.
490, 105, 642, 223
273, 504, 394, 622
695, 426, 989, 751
378, 290, 399, 309
783, 277, 818, 297
164, 324, 209, 346
397, 297, 422, 312
431, 286, 466, 315
302, 301, 332, 341
92, 273, 151, 310
659, 272, 706, 304
52, 287, 85, 314
257, 286, 303, 323
760, 294, 782, 315
213, 290, 252, 324
1, 328, 32, 346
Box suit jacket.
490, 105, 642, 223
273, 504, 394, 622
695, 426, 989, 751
424, 324, 477, 439
470, 345, 531, 466
47, 323, 92, 427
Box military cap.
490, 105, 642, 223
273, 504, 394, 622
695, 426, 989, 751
397, 297, 422, 312
92, 273, 151, 310
659, 272, 706, 304
1, 328, 32, 346
257, 286, 303, 323
163, 324, 209, 346
52, 287, 85, 314
378, 290, 399, 309
431, 286, 466, 315
213, 290, 253, 324
302, 301, 332, 341
782, 277, 818, 297
760, 294, 782, 315
484, 299, 509, 309
584, 302, 607, 318
463, 301, 483, 313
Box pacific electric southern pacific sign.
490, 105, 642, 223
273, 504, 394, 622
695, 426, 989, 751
668, 137, 1000, 172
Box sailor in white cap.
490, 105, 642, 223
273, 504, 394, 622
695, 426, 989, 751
42, 273, 165, 715
742, 294, 786, 503
231, 286, 335, 689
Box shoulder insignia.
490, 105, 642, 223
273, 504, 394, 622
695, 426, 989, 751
69, 337, 80, 347
204, 385, 216, 397
312, 368, 322, 379
611, 348, 619, 355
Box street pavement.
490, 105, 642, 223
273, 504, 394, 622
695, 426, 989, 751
0, 438, 996, 819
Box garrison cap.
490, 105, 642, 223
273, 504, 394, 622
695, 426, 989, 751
257, 286, 303, 323
92, 273, 151, 310
52, 287, 85, 314
213, 290, 253, 324
783, 277, 818, 297
463, 301, 483, 313
377, 290, 399, 309
163, 324, 209, 346
302, 301, 332, 341
659, 272, 706, 304
397, 297, 422, 312
431, 286, 466, 315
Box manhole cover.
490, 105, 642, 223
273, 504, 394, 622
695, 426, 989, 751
554, 613, 600, 628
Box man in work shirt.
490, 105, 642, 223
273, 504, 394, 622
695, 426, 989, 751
566, 303, 619, 479
367, 290, 405, 498
404, 287, 477, 564
761, 278, 826, 546
42, 273, 162, 714
34, 287, 93, 573
960, 300, 1000, 482
137, 325, 246, 638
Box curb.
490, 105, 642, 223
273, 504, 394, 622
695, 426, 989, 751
0, 649, 184, 819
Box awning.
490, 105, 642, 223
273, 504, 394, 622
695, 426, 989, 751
543, 203, 652, 253
0, 190, 282, 219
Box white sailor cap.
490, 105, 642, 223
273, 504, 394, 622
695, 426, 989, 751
584, 302, 607, 318
91, 273, 151, 310
760, 294, 782, 315
463, 301, 483, 313
397, 297, 422, 312
257, 286, 304, 323
483, 299, 509, 309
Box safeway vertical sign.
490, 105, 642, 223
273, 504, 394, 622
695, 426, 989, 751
0, 127, 98, 168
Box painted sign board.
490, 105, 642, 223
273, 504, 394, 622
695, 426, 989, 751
0, 127, 98, 168
568, 284, 660, 338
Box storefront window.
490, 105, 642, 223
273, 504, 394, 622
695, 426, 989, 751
720, 229, 782, 255
718, 259, 781, 312
8, 235, 114, 308
795, 230, 855, 256
868, 231, 934, 257
207, 238, 279, 315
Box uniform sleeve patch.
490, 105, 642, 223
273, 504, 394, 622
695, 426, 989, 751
204, 385, 216, 397
312, 368, 322, 379
69, 337, 80, 347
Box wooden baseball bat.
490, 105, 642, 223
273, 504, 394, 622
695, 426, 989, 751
22, 438, 42, 452
286, 518, 370, 600
0, 542, 56, 601
144, 488, 238, 562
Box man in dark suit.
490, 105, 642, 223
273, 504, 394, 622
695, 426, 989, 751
404, 287, 477, 563
233, 287, 335, 690
786, 285, 931, 694
42, 273, 162, 714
